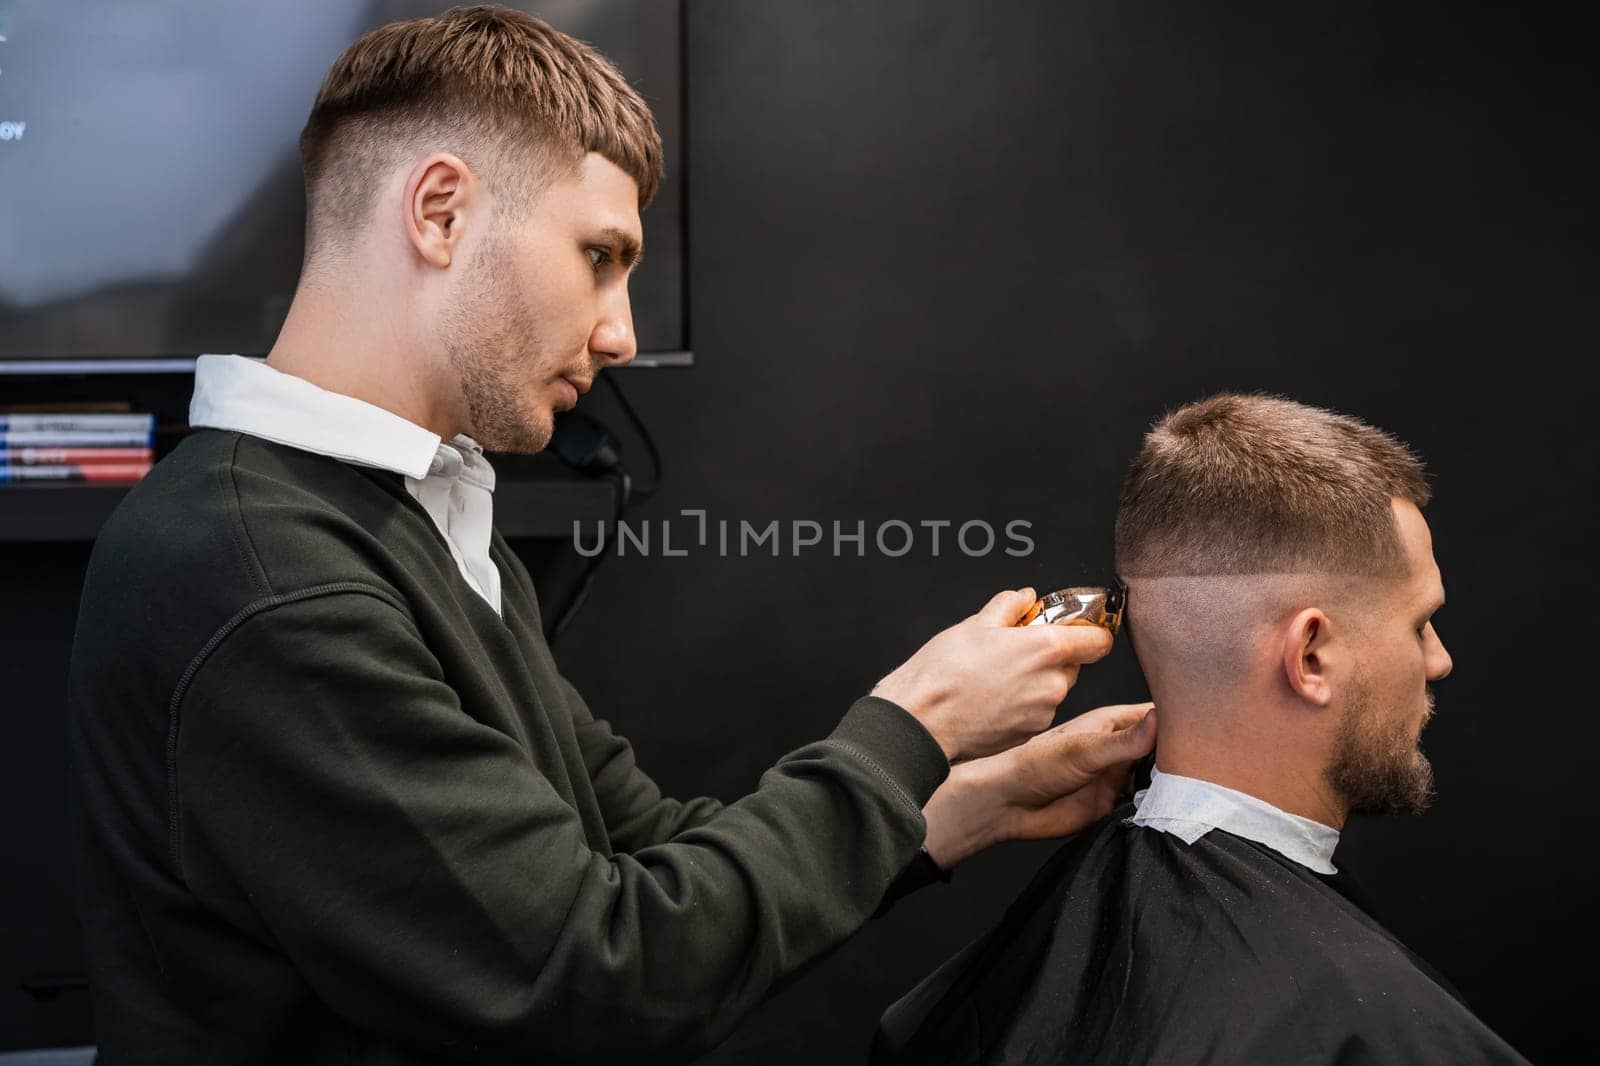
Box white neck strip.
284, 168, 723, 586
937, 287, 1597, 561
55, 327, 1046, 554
1129, 767, 1341, 874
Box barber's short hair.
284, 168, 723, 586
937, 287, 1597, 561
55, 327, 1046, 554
298, 4, 662, 260
1115, 393, 1430, 578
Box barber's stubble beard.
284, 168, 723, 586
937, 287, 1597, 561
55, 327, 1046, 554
440, 235, 554, 455
1326, 682, 1437, 818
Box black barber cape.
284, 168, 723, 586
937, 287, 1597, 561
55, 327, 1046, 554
873, 808, 1530, 1066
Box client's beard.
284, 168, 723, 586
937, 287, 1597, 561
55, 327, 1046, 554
1325, 682, 1436, 817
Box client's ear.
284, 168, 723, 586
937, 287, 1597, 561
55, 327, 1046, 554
1281, 608, 1337, 708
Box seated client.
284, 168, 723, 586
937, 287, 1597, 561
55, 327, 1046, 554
872, 393, 1529, 1066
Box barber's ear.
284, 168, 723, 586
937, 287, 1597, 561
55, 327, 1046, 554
404, 153, 474, 269
1281, 608, 1336, 707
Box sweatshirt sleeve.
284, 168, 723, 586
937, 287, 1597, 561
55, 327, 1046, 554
561, 676, 727, 854
173, 585, 948, 1064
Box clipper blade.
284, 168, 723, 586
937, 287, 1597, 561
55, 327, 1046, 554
1019, 585, 1124, 634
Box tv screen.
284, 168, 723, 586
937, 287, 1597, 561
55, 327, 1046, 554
0, 0, 685, 364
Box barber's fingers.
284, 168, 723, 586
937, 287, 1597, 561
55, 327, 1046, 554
1073, 704, 1157, 773
1022, 622, 1115, 667
973, 587, 1037, 627
1037, 702, 1157, 775
1072, 701, 1155, 735
1022, 664, 1082, 709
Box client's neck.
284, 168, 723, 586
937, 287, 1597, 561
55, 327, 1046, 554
1149, 706, 1349, 830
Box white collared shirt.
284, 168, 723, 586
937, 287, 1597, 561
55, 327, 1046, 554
1129, 767, 1341, 874
188, 353, 503, 616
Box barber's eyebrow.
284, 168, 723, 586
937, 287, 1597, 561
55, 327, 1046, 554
598, 227, 644, 273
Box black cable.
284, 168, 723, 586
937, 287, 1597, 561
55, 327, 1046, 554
546, 375, 664, 642
551, 468, 629, 643
599, 370, 662, 499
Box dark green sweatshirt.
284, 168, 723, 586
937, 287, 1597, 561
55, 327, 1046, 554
67, 428, 949, 1064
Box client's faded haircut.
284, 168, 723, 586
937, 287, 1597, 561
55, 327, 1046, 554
1114, 394, 1432, 686
1115, 393, 1430, 581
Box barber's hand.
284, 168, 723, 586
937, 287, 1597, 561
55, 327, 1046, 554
872, 588, 1114, 763
920, 702, 1156, 870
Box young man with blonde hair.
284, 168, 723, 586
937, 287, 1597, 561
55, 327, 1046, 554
66, 7, 1154, 1063
875, 393, 1530, 1065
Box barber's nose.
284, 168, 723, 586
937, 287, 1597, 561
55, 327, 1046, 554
592, 291, 636, 367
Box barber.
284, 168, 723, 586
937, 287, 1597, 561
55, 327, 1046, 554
66, 7, 1155, 1064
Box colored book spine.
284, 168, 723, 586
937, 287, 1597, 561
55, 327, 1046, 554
0, 447, 155, 465
0, 462, 154, 484
0, 430, 155, 447
0, 413, 157, 433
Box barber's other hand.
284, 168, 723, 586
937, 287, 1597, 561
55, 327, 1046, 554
921, 702, 1156, 870
872, 588, 1114, 763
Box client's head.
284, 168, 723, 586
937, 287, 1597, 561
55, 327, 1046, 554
1114, 393, 1452, 824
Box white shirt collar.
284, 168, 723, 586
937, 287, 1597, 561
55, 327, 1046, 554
189, 353, 448, 480
1129, 767, 1341, 875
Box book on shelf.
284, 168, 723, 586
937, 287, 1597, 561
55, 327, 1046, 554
0, 447, 155, 466
1, 462, 154, 484
0, 429, 156, 448
0, 412, 164, 485
0, 413, 156, 433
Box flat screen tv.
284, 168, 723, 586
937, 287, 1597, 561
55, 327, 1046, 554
0, 0, 687, 370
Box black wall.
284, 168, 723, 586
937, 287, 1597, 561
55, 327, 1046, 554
559, 2, 1596, 1062
2, 0, 1594, 1060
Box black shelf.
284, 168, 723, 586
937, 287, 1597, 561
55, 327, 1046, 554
0, 483, 131, 543
0, 476, 615, 544
496, 476, 618, 539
